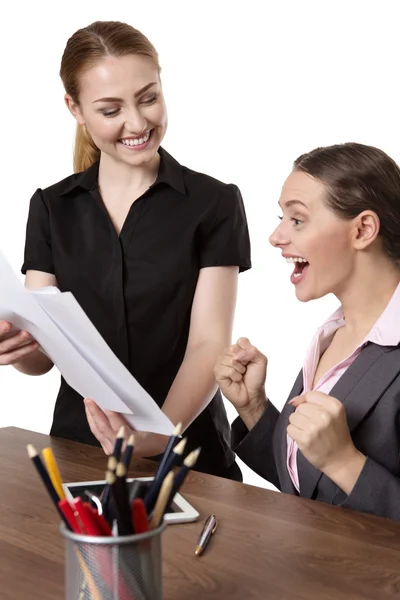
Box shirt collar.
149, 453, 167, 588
60, 146, 186, 196
320, 281, 400, 348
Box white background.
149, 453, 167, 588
1, 0, 399, 490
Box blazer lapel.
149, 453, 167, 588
273, 370, 303, 494
297, 342, 400, 499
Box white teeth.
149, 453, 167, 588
121, 131, 151, 146
286, 257, 307, 263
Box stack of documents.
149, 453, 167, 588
0, 251, 174, 436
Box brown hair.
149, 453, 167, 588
294, 142, 400, 264
59, 21, 161, 173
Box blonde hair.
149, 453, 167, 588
59, 21, 161, 173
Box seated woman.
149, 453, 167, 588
215, 142, 400, 520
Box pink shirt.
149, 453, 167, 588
286, 282, 400, 492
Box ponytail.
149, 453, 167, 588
73, 124, 100, 173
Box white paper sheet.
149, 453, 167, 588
0, 251, 174, 436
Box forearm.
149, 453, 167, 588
13, 349, 53, 376
323, 449, 367, 496
231, 398, 281, 487
237, 391, 269, 431
130, 341, 224, 457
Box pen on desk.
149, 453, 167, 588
144, 437, 187, 513
153, 422, 182, 482
42, 447, 66, 500
195, 514, 217, 556
26, 444, 70, 529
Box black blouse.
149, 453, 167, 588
22, 147, 251, 479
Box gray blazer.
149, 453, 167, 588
231, 342, 400, 520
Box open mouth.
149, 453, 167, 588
119, 129, 152, 149
286, 256, 310, 284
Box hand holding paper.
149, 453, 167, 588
0, 251, 174, 436
0, 319, 40, 365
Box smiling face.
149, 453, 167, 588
65, 54, 168, 167
269, 170, 359, 302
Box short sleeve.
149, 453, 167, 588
21, 188, 55, 275
199, 184, 251, 273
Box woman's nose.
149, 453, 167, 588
269, 221, 289, 248
124, 109, 147, 135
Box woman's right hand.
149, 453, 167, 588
0, 321, 40, 365
214, 337, 268, 411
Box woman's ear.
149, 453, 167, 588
64, 94, 85, 125
352, 211, 380, 250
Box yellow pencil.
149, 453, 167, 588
76, 550, 102, 600
42, 447, 65, 500
149, 471, 174, 529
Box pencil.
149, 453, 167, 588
153, 422, 182, 482
42, 447, 65, 500
149, 471, 175, 529
116, 462, 133, 534
76, 551, 102, 600
100, 428, 124, 520
27, 444, 70, 528
143, 438, 187, 513
100, 455, 118, 520
167, 447, 201, 508
122, 434, 135, 471
107, 465, 133, 535
113, 426, 125, 462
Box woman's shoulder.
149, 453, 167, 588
38, 162, 98, 200
161, 147, 240, 198
181, 163, 240, 196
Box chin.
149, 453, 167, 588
117, 146, 159, 165
295, 285, 331, 304
294, 286, 319, 303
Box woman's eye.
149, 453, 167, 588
141, 94, 158, 105
290, 217, 303, 226
102, 109, 120, 117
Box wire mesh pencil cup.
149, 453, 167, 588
60, 522, 166, 600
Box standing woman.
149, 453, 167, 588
0, 21, 251, 479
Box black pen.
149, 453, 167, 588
195, 514, 217, 556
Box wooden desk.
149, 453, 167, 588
1, 427, 400, 599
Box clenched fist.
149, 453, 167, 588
214, 337, 267, 411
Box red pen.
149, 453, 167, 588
89, 506, 112, 536
58, 499, 82, 534
132, 498, 149, 534
73, 498, 102, 536
74, 501, 133, 599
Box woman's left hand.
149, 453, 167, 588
84, 398, 132, 455
287, 391, 361, 477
